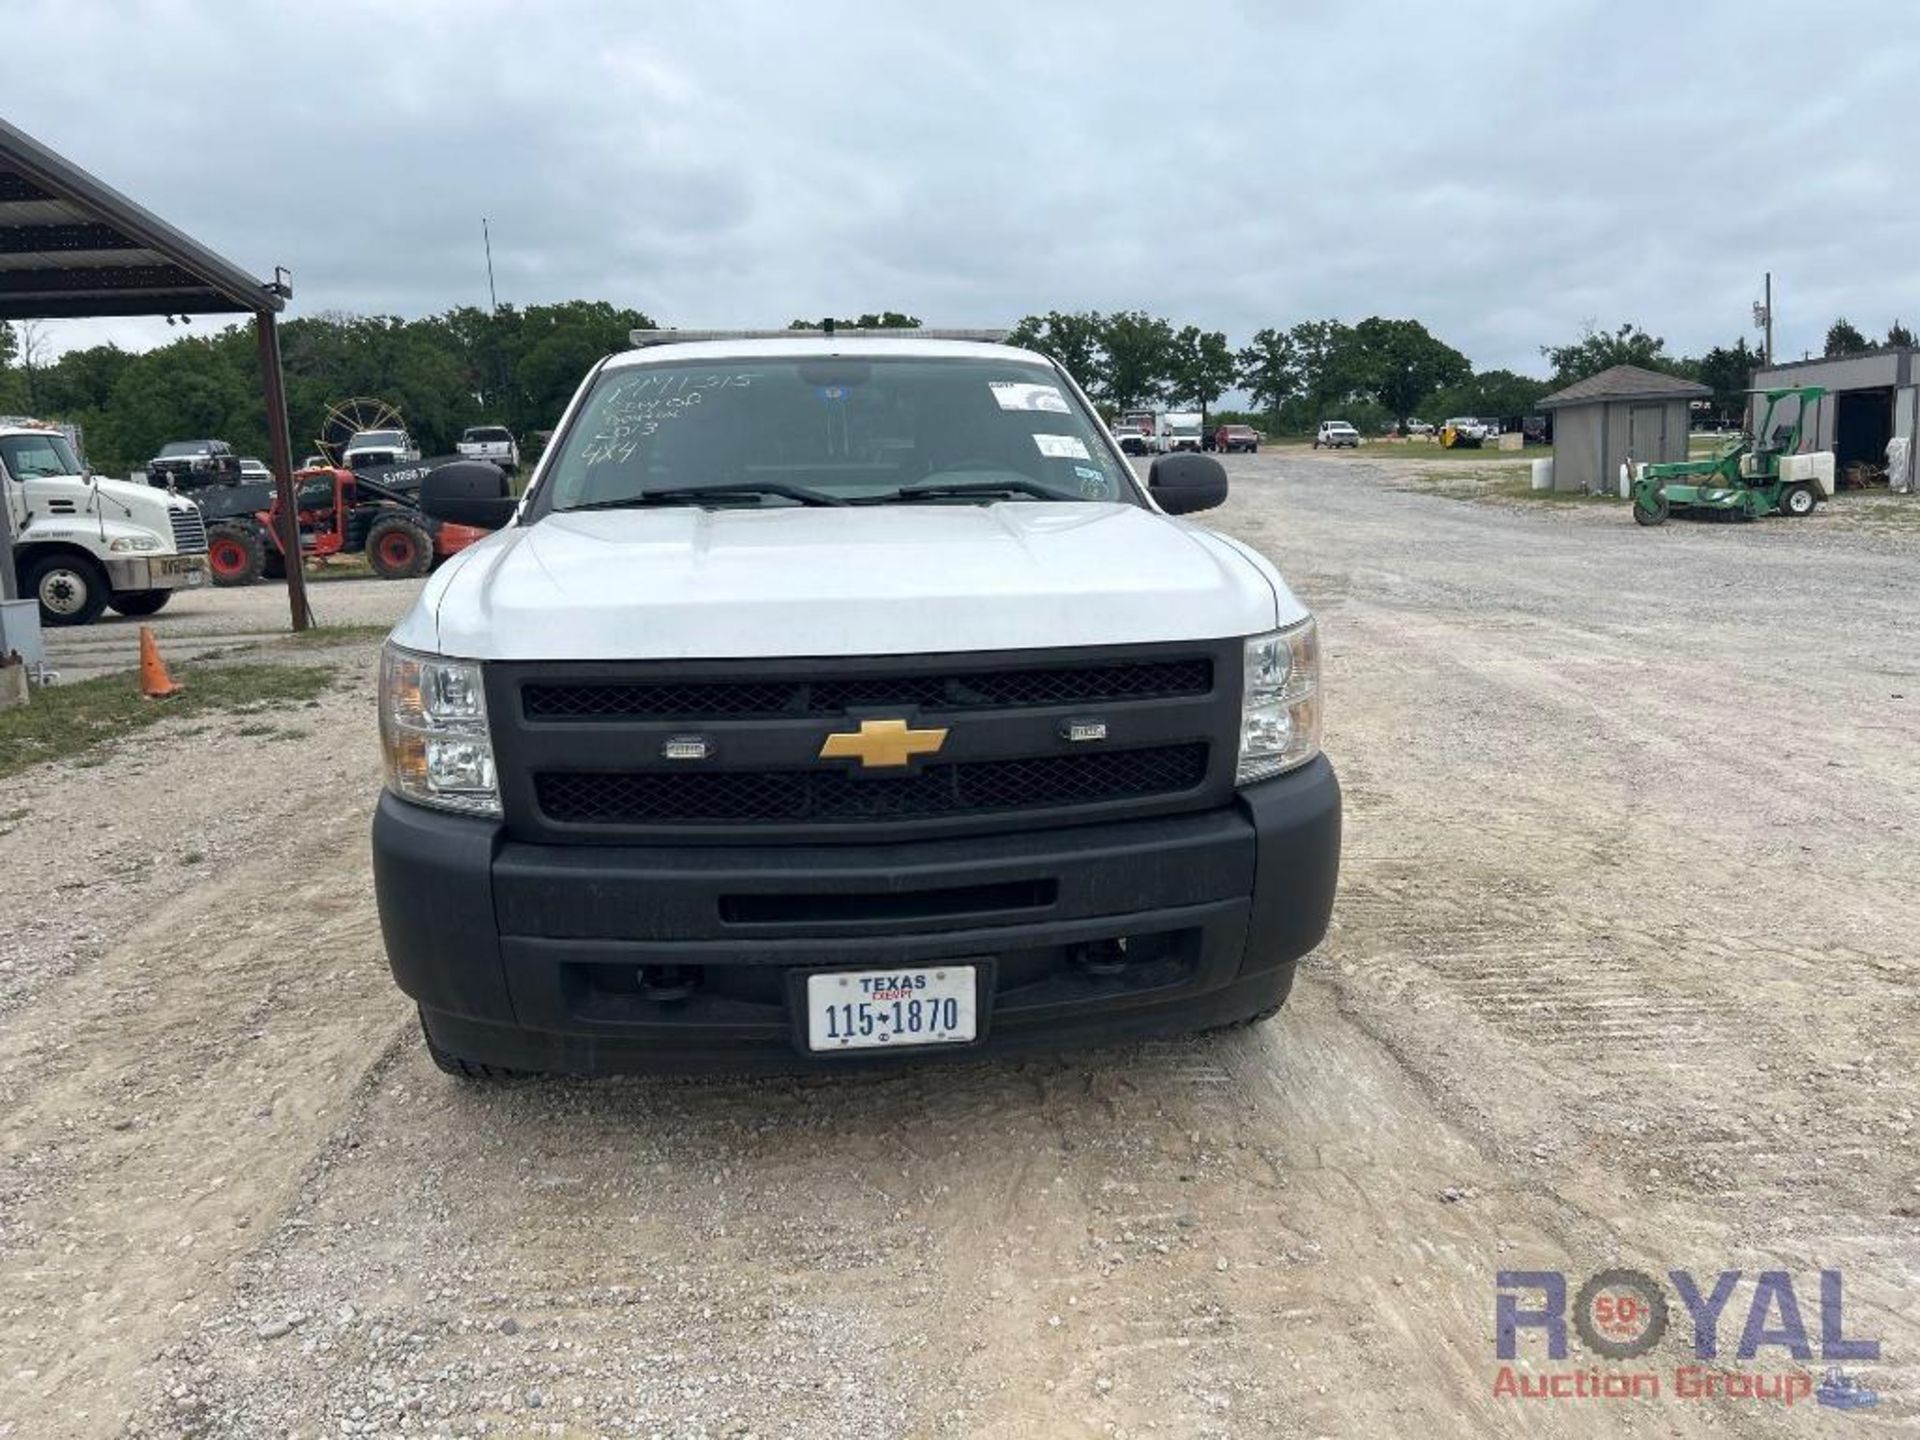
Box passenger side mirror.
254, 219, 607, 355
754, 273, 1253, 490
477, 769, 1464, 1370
1147, 453, 1228, 515
421, 461, 516, 530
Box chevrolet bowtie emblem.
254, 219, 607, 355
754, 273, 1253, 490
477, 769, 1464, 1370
818, 718, 949, 769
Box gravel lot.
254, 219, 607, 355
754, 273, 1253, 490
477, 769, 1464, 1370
3, 453, 1917, 1437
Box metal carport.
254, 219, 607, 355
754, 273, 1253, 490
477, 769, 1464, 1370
0, 116, 309, 630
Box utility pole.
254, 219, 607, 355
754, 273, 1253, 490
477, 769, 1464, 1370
1758, 272, 1774, 368
482, 218, 498, 314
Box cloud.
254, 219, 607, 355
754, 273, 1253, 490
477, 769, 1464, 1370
12, 0, 1918, 371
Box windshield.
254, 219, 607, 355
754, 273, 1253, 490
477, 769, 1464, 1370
1, 432, 82, 478
534, 354, 1139, 512
350, 431, 404, 448
465, 427, 511, 442
160, 441, 207, 456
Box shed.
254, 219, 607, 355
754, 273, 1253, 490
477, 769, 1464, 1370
1537, 364, 1711, 495
1750, 348, 1918, 485
0, 117, 310, 629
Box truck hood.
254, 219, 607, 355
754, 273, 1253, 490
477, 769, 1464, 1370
19, 472, 198, 542
399, 502, 1304, 661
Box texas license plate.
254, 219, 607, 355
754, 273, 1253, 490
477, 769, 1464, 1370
805, 965, 978, 1052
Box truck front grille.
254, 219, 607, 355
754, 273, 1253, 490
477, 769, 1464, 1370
168, 507, 208, 554
524, 658, 1212, 721
534, 743, 1209, 826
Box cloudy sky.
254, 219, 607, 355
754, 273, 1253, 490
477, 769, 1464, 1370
11, 0, 1917, 374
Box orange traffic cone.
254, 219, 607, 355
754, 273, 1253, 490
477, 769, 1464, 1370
138, 625, 182, 699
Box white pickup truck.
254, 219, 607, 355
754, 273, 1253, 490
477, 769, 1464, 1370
3, 423, 210, 625
343, 428, 420, 471
456, 425, 519, 472
372, 332, 1340, 1077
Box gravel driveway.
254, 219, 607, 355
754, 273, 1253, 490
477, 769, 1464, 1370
3, 453, 1916, 1437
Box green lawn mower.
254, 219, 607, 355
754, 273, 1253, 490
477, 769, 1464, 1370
1631, 385, 1834, 526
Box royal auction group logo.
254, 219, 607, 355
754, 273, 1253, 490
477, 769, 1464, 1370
1495, 1269, 1880, 1411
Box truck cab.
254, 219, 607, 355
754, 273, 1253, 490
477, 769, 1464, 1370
343, 428, 420, 471
372, 333, 1339, 1077
3, 424, 210, 625
1165, 412, 1205, 453
457, 426, 520, 473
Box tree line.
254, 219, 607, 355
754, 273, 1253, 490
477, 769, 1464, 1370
1, 301, 1909, 476
0, 300, 652, 477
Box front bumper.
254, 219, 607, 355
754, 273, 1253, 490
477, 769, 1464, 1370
373, 755, 1340, 1074
104, 555, 211, 592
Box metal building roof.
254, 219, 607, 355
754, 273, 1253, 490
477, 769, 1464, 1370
1536, 364, 1712, 410
0, 117, 284, 321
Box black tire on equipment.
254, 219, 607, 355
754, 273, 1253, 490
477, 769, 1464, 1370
24, 552, 110, 626
206, 523, 265, 586
107, 590, 172, 617
1633, 490, 1670, 526
1782, 483, 1816, 517
366, 515, 435, 580
418, 1010, 536, 1080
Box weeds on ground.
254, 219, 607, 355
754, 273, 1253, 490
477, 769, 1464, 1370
284, 623, 391, 646
0, 664, 333, 780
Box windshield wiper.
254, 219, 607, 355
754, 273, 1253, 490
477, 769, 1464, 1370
566, 482, 846, 511
885, 478, 1071, 503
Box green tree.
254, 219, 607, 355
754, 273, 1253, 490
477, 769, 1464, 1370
1542, 322, 1668, 386
1430, 369, 1549, 426
1824, 318, 1870, 357
1349, 317, 1471, 428
1166, 325, 1236, 425
1888, 320, 1915, 349
788, 312, 920, 330
1694, 338, 1759, 424
1099, 311, 1176, 411
1288, 319, 1363, 415
1007, 311, 1107, 394
1234, 327, 1299, 420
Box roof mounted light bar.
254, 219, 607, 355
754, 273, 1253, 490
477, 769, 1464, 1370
628, 327, 1011, 348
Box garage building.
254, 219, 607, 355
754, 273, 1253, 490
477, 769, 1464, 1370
1750, 348, 1917, 484
1536, 364, 1712, 494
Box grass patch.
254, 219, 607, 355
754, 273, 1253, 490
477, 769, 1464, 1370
1366, 439, 1540, 462
284, 622, 390, 646
306, 555, 373, 583
0, 664, 333, 780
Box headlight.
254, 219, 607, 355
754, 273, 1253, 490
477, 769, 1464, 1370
1237, 620, 1321, 784
380, 643, 500, 817
108, 535, 163, 553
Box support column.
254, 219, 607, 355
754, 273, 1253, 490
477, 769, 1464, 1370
255, 310, 311, 631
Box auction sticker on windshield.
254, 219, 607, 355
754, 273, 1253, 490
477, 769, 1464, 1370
805, 966, 978, 1051
990, 381, 1070, 413
1033, 434, 1091, 460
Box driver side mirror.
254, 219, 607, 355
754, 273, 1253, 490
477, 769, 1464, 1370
1147, 453, 1228, 515
420, 461, 516, 529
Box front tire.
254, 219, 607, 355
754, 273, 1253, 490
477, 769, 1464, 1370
1782, 483, 1817, 517
25, 552, 110, 626
207, 523, 265, 586
107, 590, 172, 617
419, 1010, 536, 1080
366, 515, 435, 580
1633, 489, 1670, 526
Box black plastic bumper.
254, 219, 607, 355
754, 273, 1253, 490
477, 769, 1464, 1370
373, 755, 1339, 1074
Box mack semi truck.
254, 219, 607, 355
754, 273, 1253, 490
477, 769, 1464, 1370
2, 421, 210, 625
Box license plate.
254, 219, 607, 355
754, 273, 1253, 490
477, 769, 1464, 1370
805, 965, 977, 1052
160, 557, 205, 582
